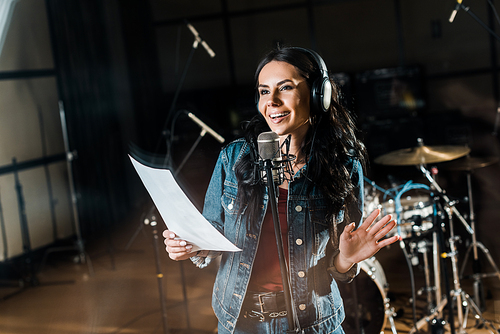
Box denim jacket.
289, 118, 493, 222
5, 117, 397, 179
191, 138, 364, 333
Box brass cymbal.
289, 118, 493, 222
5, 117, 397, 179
441, 156, 499, 171
374, 145, 471, 166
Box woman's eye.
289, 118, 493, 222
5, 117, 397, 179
259, 89, 269, 96
280, 85, 293, 91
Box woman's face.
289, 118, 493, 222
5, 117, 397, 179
257, 61, 311, 138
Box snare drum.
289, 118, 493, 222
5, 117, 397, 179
363, 181, 382, 218
338, 257, 388, 334
382, 193, 434, 239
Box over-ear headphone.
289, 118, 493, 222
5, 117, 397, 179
255, 47, 333, 114
296, 47, 333, 113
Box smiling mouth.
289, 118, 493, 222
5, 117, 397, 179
269, 112, 290, 120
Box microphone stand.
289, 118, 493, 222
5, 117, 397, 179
262, 159, 298, 332
126, 22, 217, 334
449, 2, 500, 136
450, 3, 500, 43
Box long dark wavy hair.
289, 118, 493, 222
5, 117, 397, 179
235, 46, 367, 243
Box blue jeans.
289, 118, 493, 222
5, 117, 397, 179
218, 317, 347, 334
219, 316, 289, 334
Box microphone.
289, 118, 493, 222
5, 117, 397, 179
257, 131, 284, 185
186, 22, 216, 58
449, 0, 462, 23
493, 101, 500, 135
186, 112, 225, 144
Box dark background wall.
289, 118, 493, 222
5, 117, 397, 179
1, 0, 499, 282
58, 0, 500, 266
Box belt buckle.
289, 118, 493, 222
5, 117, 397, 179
257, 292, 272, 313
245, 310, 265, 322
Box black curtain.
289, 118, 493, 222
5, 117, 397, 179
45, 0, 130, 238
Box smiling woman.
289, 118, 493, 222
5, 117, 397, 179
163, 45, 401, 334
257, 61, 311, 146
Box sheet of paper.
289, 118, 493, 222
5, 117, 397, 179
129, 155, 241, 252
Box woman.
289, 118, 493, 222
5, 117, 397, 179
163, 46, 400, 333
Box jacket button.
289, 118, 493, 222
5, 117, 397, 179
299, 304, 306, 311
298, 271, 305, 278
295, 205, 302, 212
295, 238, 303, 246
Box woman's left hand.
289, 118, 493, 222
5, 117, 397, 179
336, 209, 400, 273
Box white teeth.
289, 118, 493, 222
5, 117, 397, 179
270, 112, 289, 119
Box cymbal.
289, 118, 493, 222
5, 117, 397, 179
374, 145, 471, 166
441, 156, 499, 171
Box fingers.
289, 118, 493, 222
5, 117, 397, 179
366, 213, 394, 236
377, 235, 401, 248
359, 209, 381, 230
343, 222, 356, 234
163, 230, 193, 260
371, 217, 396, 238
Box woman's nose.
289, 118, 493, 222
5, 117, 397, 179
266, 92, 281, 106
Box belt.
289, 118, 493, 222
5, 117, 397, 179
242, 291, 288, 322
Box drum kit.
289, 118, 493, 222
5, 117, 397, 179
339, 138, 500, 334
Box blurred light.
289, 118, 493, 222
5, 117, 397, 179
0, 0, 18, 58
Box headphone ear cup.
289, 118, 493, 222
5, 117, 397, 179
311, 77, 332, 113
255, 91, 260, 113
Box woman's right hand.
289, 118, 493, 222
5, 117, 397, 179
163, 230, 196, 261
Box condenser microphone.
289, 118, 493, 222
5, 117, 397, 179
257, 131, 284, 185
449, 0, 462, 23
186, 112, 225, 144
186, 21, 216, 58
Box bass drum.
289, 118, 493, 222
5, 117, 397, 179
337, 257, 388, 334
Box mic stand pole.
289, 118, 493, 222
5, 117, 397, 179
158, 26, 200, 150
149, 214, 169, 334
127, 22, 217, 333
452, 3, 500, 42
139, 124, 209, 333
450, 3, 500, 136
39, 102, 94, 275
263, 159, 298, 332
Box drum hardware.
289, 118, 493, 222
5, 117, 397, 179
373, 138, 470, 166
441, 156, 500, 311
373, 139, 472, 234
338, 257, 397, 334
413, 239, 438, 313
384, 298, 399, 334
440, 206, 499, 334
399, 163, 497, 334
416, 167, 498, 333
419, 164, 474, 235
408, 298, 448, 334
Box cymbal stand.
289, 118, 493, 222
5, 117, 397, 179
459, 170, 500, 310
384, 298, 399, 334
409, 205, 446, 334
442, 206, 498, 334
414, 238, 435, 311
419, 165, 474, 235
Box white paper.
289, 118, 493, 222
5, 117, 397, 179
129, 155, 241, 252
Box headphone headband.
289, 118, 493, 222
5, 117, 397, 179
290, 47, 332, 113
256, 46, 333, 113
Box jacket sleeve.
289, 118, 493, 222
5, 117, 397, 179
327, 158, 364, 283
